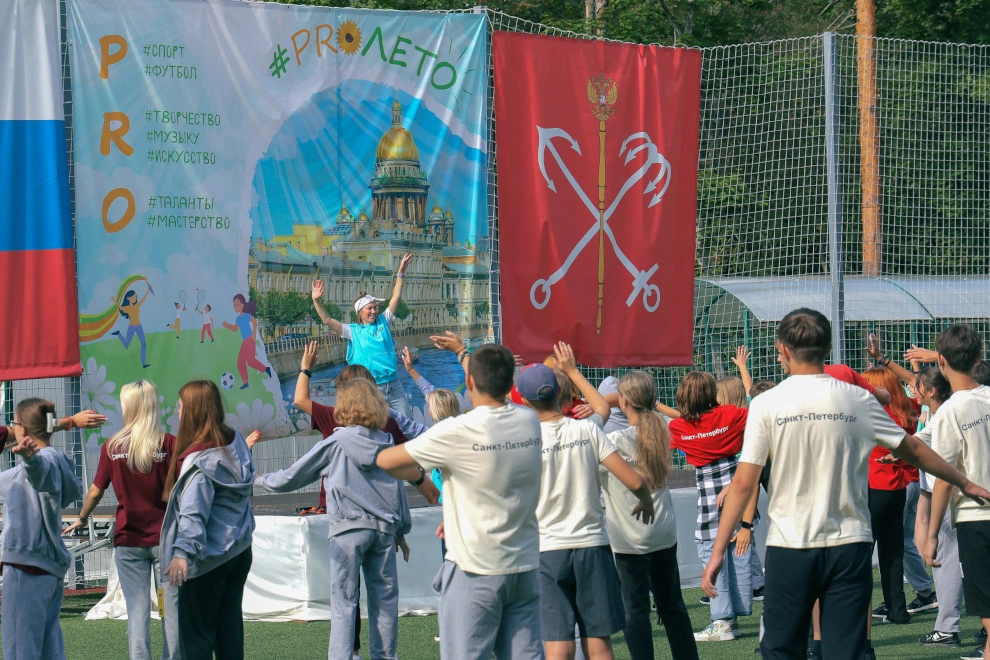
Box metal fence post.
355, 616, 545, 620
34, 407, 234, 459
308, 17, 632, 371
824, 32, 846, 364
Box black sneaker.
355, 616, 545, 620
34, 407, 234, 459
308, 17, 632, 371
700, 595, 710, 605
919, 631, 960, 647
882, 614, 912, 625
907, 591, 939, 613
976, 628, 988, 644
753, 586, 765, 601
871, 604, 888, 619
960, 646, 985, 659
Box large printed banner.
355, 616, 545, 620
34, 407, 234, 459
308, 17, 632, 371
67, 0, 488, 443
494, 32, 700, 367
0, 0, 81, 379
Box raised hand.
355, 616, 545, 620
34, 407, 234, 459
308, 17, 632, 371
730, 345, 751, 369
866, 333, 883, 361
301, 341, 319, 371
311, 280, 325, 301
904, 344, 938, 364
553, 341, 578, 375
401, 347, 415, 373
245, 430, 261, 450
11, 437, 38, 458
429, 331, 465, 354
397, 253, 413, 275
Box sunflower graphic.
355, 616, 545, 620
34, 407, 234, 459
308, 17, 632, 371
337, 22, 361, 55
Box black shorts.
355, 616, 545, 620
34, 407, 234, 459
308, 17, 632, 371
539, 545, 626, 640
958, 520, 990, 618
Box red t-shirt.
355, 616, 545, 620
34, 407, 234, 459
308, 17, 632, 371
93, 434, 176, 547
668, 405, 748, 467
311, 402, 409, 508
824, 364, 877, 394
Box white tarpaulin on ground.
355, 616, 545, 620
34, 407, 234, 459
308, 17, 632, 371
87, 489, 768, 621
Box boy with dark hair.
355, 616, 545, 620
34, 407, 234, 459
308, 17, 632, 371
925, 324, 990, 660
702, 308, 990, 660
520, 343, 655, 660
377, 341, 545, 660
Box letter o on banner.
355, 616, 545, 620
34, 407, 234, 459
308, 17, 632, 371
102, 188, 136, 233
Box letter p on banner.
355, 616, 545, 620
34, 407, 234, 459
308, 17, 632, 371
493, 32, 701, 367
100, 35, 128, 79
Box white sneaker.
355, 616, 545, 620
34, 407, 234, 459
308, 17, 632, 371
694, 618, 739, 641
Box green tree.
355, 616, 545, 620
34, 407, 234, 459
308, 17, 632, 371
321, 300, 345, 322
381, 298, 412, 320
255, 289, 312, 336
474, 301, 490, 318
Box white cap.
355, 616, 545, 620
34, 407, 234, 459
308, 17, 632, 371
354, 295, 384, 313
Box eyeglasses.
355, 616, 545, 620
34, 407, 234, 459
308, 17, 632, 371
8, 421, 22, 428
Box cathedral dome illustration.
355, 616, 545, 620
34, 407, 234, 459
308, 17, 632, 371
376, 101, 420, 161
370, 100, 430, 225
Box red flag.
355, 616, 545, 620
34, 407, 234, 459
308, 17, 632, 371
493, 32, 700, 367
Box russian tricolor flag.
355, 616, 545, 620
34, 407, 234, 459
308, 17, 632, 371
0, 0, 81, 379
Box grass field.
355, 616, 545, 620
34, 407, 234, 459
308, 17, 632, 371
29, 573, 984, 659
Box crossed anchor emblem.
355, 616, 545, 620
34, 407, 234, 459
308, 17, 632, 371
530, 76, 672, 334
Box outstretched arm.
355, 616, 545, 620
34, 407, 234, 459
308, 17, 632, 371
894, 435, 990, 504
731, 346, 753, 395
866, 334, 916, 384
311, 280, 344, 335
555, 342, 609, 422
656, 401, 681, 419
376, 445, 426, 482
62, 484, 106, 535
388, 253, 413, 316
293, 342, 319, 416
904, 345, 938, 364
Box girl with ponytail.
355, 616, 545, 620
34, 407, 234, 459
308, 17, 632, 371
600, 371, 699, 660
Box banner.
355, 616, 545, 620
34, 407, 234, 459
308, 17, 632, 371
493, 32, 700, 367
67, 0, 488, 443
0, 0, 81, 380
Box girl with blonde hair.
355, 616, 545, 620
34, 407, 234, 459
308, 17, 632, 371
66, 380, 180, 660
601, 371, 698, 660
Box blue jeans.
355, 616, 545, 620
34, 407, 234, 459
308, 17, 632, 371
114, 545, 180, 660
902, 481, 934, 592
378, 378, 411, 418
696, 538, 752, 620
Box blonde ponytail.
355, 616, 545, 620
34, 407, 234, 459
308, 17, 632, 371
619, 371, 671, 490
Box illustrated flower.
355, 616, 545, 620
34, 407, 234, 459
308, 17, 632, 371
226, 399, 279, 440
81, 357, 116, 412
337, 21, 361, 55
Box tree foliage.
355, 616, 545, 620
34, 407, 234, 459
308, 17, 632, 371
254, 288, 312, 333
381, 298, 412, 320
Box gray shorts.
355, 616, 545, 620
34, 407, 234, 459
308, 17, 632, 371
539, 545, 626, 640
433, 560, 544, 660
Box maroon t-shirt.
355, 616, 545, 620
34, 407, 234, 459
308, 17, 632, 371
93, 434, 176, 547
311, 402, 409, 508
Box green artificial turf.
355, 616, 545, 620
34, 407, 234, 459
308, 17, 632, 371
6, 573, 983, 659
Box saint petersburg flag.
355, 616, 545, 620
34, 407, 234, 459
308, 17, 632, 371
0, 0, 82, 378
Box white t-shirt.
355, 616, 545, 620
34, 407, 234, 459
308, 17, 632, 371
740, 373, 906, 549
598, 376, 629, 434
600, 426, 677, 555
537, 415, 616, 552
403, 404, 543, 575
203, 313, 213, 326
339, 308, 395, 339
931, 385, 990, 524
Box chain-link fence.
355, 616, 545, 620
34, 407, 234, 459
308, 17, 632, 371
4, 8, 989, 585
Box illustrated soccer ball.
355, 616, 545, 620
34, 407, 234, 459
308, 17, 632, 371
220, 373, 235, 390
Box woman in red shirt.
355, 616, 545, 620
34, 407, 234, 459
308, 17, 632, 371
861, 367, 918, 625
66, 380, 180, 660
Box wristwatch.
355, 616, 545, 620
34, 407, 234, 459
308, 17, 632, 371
410, 467, 426, 487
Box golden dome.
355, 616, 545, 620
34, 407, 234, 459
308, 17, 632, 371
376, 101, 419, 162
357, 206, 370, 222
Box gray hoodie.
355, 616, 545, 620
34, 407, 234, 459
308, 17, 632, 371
258, 426, 411, 540
0, 447, 83, 576
160, 432, 255, 580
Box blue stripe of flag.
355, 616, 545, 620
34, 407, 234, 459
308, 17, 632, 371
0, 120, 72, 252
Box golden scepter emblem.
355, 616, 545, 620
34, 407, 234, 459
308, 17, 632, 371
587, 74, 617, 334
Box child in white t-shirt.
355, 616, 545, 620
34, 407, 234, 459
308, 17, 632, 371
924, 324, 990, 660
518, 343, 655, 660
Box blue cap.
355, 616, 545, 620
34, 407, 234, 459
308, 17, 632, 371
516, 364, 559, 402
